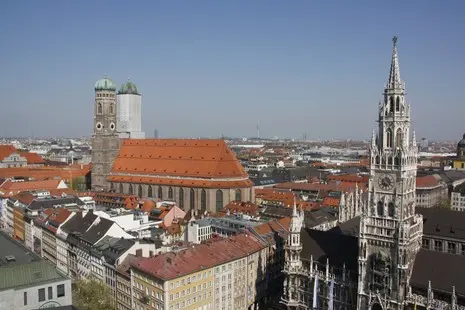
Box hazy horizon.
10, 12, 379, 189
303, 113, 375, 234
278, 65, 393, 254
1, 1, 465, 141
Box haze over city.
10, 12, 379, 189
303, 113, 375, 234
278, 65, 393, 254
1, 1, 464, 140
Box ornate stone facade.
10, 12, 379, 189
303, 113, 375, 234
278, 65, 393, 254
281, 37, 464, 310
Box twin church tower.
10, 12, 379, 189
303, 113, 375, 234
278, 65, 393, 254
91, 77, 145, 191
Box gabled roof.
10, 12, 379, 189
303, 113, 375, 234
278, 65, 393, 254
0, 145, 17, 161
132, 233, 265, 281
81, 217, 114, 244
17, 151, 45, 164
416, 207, 465, 240
28, 196, 84, 210
42, 208, 73, 234
93, 236, 135, 264
109, 139, 252, 188
61, 211, 97, 235
0, 179, 64, 195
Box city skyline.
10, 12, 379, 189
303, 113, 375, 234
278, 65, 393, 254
1, 1, 465, 140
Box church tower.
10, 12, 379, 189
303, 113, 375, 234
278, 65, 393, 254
91, 76, 120, 191
357, 37, 423, 310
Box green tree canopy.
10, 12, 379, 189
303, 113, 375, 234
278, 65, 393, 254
72, 278, 115, 310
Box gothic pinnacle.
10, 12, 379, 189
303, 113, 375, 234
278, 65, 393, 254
386, 35, 403, 90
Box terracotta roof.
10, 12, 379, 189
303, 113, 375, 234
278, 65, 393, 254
17, 151, 45, 164
109, 139, 252, 188
416, 175, 440, 188
274, 182, 361, 192
0, 145, 17, 161
223, 201, 260, 216
132, 233, 265, 281
253, 217, 290, 236
255, 188, 316, 210
10, 192, 35, 205
327, 174, 369, 183
0, 165, 90, 180
322, 197, 340, 208
42, 208, 73, 234
0, 179, 63, 194
141, 200, 156, 212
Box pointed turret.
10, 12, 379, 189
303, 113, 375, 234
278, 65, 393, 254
386, 36, 404, 90
371, 129, 377, 149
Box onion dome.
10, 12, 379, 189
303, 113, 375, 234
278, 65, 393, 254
118, 79, 140, 95
94, 75, 116, 91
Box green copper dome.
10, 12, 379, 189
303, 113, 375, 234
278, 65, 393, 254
94, 76, 116, 91
118, 80, 140, 95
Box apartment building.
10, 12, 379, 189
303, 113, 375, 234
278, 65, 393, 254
130, 233, 275, 310
116, 254, 142, 310
451, 182, 465, 211
416, 175, 448, 208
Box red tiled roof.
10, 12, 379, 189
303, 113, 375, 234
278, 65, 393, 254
0, 179, 63, 193
327, 174, 369, 183
109, 139, 252, 189
322, 197, 340, 208
18, 151, 45, 164
416, 175, 440, 188
132, 233, 265, 281
42, 208, 73, 234
274, 182, 362, 192
0, 165, 90, 180
0, 145, 17, 161
222, 201, 260, 216
253, 217, 290, 236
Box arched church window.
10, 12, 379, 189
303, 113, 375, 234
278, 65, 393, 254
388, 156, 392, 165
375, 156, 380, 165
158, 186, 163, 199
216, 190, 224, 212
138, 185, 142, 198
396, 128, 403, 148
389, 96, 394, 112
377, 201, 384, 217
119, 183, 123, 193
394, 156, 400, 166
388, 202, 395, 217
168, 187, 173, 199
97, 103, 102, 114
129, 184, 133, 195
386, 129, 392, 148
148, 186, 153, 197
190, 188, 195, 210
235, 189, 242, 201
201, 189, 206, 210
396, 96, 400, 111
179, 188, 184, 208
109, 103, 114, 114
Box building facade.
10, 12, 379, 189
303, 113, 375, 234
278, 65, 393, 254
117, 80, 145, 139
91, 76, 121, 191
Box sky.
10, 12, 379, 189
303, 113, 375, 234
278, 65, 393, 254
1, 1, 465, 141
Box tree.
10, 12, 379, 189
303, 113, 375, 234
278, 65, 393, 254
72, 277, 115, 310
436, 197, 451, 209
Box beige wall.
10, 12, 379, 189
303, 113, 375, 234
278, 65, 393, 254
110, 182, 253, 213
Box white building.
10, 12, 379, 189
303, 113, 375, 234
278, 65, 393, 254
0, 233, 73, 310
93, 209, 160, 238
116, 80, 145, 139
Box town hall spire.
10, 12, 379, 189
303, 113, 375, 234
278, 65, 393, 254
386, 35, 404, 91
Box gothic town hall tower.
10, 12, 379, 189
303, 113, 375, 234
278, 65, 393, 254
357, 37, 423, 310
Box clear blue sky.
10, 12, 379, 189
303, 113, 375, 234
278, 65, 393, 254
1, 1, 464, 140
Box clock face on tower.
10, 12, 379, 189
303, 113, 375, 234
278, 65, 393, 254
378, 174, 395, 191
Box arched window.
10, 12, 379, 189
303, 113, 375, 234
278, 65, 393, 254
377, 201, 384, 217
129, 184, 133, 195
148, 186, 153, 197
138, 185, 142, 198
386, 129, 392, 148
375, 156, 380, 165
396, 96, 400, 111
158, 186, 163, 200
388, 202, 395, 217
110, 182, 114, 192
179, 188, 184, 208
201, 189, 206, 210
119, 183, 123, 193
168, 187, 173, 199
97, 103, 102, 114
109, 103, 114, 114
216, 190, 224, 212
394, 155, 400, 166
396, 128, 403, 148
190, 189, 195, 210
235, 189, 242, 201
389, 96, 394, 112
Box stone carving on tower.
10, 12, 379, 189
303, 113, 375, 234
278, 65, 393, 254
282, 197, 305, 308
357, 36, 423, 310
91, 76, 121, 192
